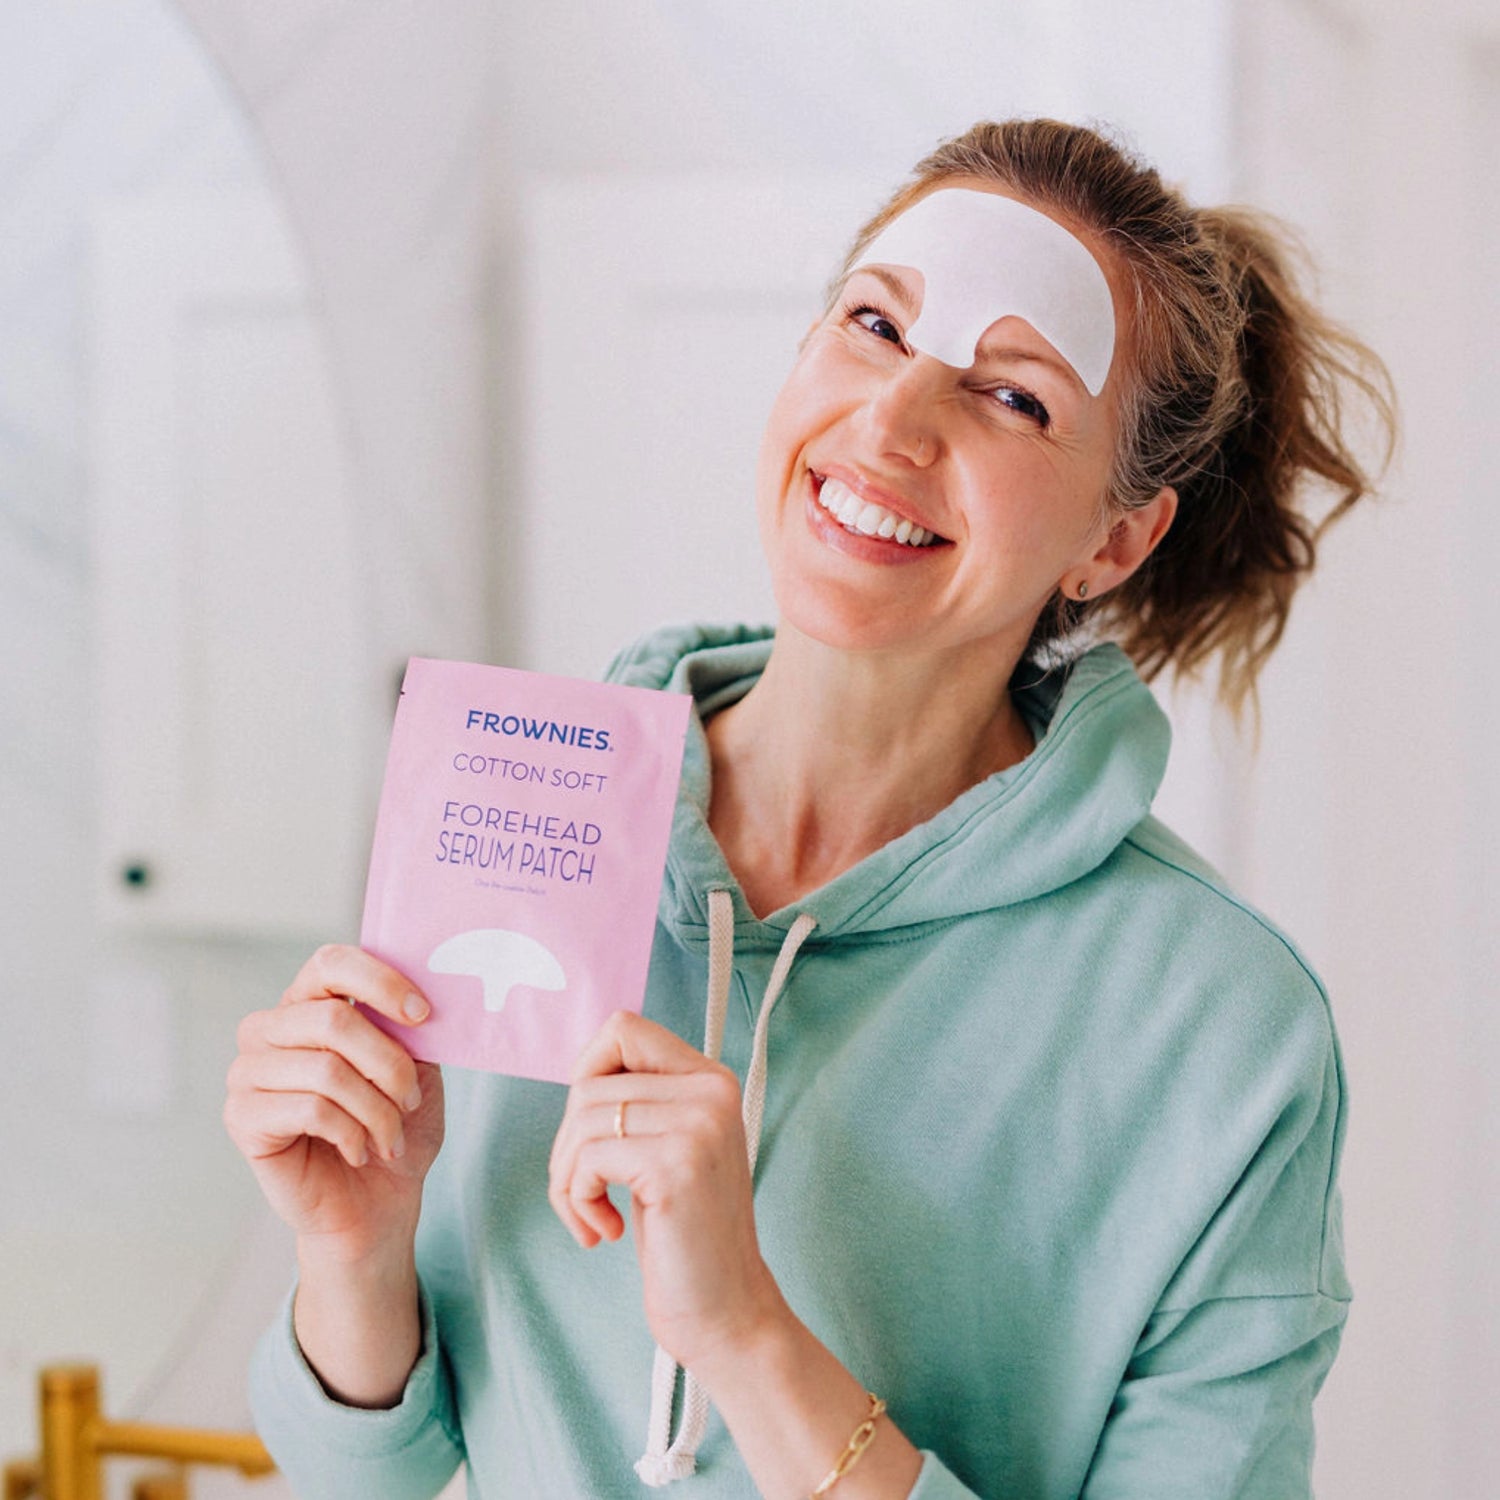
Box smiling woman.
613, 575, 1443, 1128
839, 124, 1395, 710
753, 185, 1160, 684
233, 118, 1395, 1500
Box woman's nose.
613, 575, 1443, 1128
856, 355, 948, 467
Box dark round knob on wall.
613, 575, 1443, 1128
120, 861, 153, 890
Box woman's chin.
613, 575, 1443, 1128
770, 585, 923, 656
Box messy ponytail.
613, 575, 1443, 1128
837, 120, 1397, 713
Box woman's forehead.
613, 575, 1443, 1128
848, 188, 1117, 395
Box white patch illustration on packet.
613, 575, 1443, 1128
428, 928, 566, 1015
849, 188, 1116, 394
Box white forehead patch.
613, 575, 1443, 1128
849, 189, 1116, 396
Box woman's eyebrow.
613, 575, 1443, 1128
973, 337, 1086, 393
854, 264, 920, 311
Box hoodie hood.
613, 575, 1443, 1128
606, 622, 1171, 949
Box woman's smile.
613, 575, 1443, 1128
804, 467, 953, 564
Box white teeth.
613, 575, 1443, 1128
814, 477, 939, 547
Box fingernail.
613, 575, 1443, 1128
390, 1129, 406, 1160
353, 1141, 368, 1167
403, 992, 429, 1022
403, 1084, 423, 1112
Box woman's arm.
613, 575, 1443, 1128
550, 1011, 924, 1499
249, 1279, 464, 1500
231, 942, 465, 1494
229, 945, 464, 1499
225, 944, 443, 1400
292, 1232, 423, 1408
691, 1310, 924, 1500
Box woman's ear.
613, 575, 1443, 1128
1083, 486, 1177, 595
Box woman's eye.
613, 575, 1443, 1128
847, 304, 904, 347
991, 385, 1051, 428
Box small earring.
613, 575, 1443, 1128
1075, 580, 1090, 600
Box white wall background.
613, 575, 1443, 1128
3, 1, 1496, 1496
0, 0, 493, 1484
1236, 5, 1500, 1492
0, 0, 306, 1465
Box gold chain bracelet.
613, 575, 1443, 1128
808, 1392, 887, 1497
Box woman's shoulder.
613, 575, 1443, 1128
1125, 815, 1325, 980
1097, 812, 1339, 1066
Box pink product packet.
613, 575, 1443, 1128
360, 658, 691, 1084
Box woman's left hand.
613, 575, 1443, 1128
548, 1011, 786, 1373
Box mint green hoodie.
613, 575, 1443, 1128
251, 625, 1350, 1499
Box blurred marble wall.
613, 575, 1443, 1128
178, 0, 495, 677
1, 0, 494, 1468
1, 0, 296, 1459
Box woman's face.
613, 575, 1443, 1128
754, 182, 1138, 667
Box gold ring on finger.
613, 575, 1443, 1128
614, 1100, 628, 1140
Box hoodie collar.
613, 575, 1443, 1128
607, 623, 1170, 951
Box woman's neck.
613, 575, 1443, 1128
704, 625, 1034, 918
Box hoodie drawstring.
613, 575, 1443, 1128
634, 888, 818, 1486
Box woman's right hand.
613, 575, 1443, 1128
224, 944, 445, 1261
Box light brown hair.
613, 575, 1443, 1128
833, 119, 1397, 713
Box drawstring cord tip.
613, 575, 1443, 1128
634, 1451, 698, 1487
